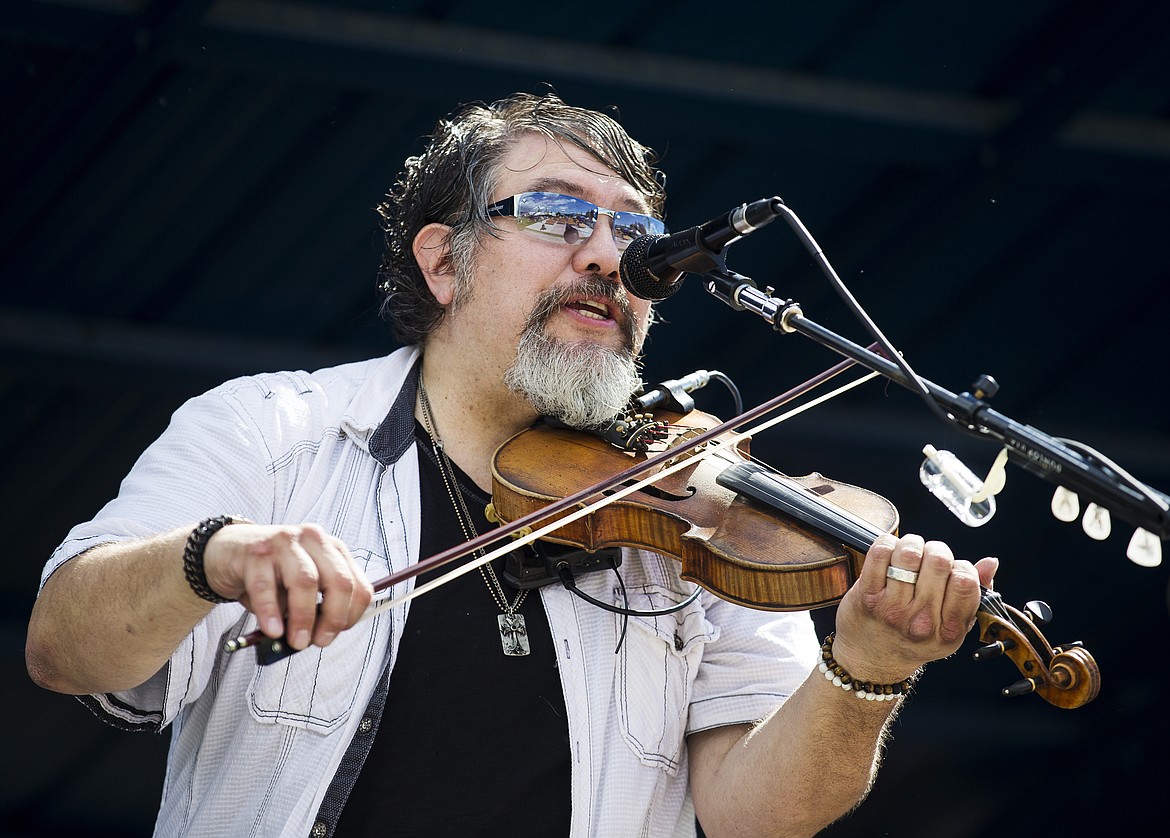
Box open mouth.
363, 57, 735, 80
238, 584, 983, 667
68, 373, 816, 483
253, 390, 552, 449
564, 297, 614, 322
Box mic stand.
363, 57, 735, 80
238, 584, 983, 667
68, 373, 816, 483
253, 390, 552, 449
702, 265, 1170, 542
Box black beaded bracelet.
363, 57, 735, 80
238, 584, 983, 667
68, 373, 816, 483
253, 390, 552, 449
818, 633, 916, 702
182, 516, 238, 604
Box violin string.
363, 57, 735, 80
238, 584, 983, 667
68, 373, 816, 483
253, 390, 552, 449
355, 370, 882, 624
700, 437, 890, 547
703, 371, 886, 544
696, 378, 1011, 616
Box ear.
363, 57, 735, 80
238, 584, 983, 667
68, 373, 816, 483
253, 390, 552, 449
413, 223, 456, 307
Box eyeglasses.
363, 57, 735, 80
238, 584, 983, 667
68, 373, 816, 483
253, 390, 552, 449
485, 191, 666, 253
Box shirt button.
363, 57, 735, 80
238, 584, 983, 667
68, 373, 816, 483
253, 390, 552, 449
673, 632, 684, 651
310, 822, 328, 838
358, 717, 373, 734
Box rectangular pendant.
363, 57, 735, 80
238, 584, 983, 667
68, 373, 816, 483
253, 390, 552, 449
497, 612, 531, 656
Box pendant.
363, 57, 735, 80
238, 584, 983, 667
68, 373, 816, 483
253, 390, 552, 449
497, 612, 530, 656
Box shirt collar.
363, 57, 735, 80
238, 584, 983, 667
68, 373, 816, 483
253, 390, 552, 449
339, 345, 422, 466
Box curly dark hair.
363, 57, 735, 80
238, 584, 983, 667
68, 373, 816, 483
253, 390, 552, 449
376, 92, 666, 345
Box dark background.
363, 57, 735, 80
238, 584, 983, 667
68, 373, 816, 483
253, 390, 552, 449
3, 1, 1169, 835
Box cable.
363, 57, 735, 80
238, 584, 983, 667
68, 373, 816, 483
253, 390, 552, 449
709, 370, 743, 415
555, 562, 701, 617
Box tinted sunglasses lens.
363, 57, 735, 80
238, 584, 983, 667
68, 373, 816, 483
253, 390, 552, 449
512, 193, 664, 251
613, 213, 666, 249
515, 193, 597, 245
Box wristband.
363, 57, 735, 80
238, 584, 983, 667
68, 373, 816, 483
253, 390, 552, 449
183, 516, 238, 604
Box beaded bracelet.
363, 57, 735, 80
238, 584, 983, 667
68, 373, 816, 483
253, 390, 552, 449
819, 633, 915, 702
182, 516, 238, 604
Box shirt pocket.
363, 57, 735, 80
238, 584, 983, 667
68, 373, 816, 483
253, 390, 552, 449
614, 584, 719, 776
245, 616, 382, 735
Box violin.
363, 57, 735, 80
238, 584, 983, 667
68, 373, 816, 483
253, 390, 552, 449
489, 408, 1100, 709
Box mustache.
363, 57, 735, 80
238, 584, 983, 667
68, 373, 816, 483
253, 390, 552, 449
523, 275, 637, 352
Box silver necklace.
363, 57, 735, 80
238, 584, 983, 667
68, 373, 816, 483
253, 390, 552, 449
418, 374, 531, 656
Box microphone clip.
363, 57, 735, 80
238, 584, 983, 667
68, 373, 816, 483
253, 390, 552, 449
502, 540, 623, 590
919, 444, 1008, 527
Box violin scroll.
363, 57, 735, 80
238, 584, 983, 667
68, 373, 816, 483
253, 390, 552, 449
973, 591, 1100, 709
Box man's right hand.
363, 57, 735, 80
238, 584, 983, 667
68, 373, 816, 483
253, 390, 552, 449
27, 521, 376, 696
203, 523, 374, 651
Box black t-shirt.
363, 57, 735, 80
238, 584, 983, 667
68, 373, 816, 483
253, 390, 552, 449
334, 424, 572, 835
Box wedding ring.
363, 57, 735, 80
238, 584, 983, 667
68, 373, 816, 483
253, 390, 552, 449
886, 566, 920, 585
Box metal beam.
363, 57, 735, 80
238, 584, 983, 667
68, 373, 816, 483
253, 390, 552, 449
18, 0, 1170, 159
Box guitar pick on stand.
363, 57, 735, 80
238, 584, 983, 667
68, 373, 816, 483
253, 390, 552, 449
1051, 485, 1162, 567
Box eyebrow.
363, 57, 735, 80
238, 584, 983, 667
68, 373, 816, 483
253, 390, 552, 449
525, 177, 652, 215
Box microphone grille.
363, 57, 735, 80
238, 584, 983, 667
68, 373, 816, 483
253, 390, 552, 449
619, 235, 683, 301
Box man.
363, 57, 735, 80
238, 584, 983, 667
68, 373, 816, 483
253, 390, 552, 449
27, 93, 996, 837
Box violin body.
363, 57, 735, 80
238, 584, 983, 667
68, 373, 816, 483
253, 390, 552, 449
490, 410, 899, 611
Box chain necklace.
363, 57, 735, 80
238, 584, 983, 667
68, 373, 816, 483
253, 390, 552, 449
418, 373, 531, 656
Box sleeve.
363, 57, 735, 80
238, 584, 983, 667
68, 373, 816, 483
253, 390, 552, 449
686, 593, 820, 734
40, 378, 278, 730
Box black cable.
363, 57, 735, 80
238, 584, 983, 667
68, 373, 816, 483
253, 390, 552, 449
708, 370, 743, 415
554, 562, 703, 655
779, 206, 959, 432
613, 565, 630, 654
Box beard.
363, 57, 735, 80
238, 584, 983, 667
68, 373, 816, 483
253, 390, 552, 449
503, 276, 644, 429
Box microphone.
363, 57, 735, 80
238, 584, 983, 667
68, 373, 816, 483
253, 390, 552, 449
634, 369, 714, 413
620, 197, 785, 300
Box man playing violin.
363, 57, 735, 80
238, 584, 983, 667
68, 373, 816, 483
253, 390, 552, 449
27, 92, 997, 837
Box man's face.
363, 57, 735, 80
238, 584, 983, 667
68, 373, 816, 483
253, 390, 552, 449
446, 132, 658, 425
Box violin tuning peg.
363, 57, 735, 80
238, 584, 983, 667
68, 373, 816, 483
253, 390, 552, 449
1051, 486, 1080, 523
1081, 503, 1111, 541
973, 639, 1013, 661
1002, 677, 1040, 698
1023, 600, 1053, 625
1127, 528, 1163, 567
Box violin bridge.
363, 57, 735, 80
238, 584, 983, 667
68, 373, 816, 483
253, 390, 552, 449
661, 427, 709, 466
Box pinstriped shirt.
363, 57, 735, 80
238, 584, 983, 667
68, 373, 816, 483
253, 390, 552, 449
41, 345, 819, 837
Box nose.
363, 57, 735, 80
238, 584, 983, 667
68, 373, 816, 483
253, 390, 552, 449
571, 214, 621, 279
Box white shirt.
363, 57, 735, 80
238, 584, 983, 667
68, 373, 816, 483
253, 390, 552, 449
42, 346, 819, 837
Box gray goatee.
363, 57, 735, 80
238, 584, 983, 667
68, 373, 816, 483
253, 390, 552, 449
503, 277, 643, 429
